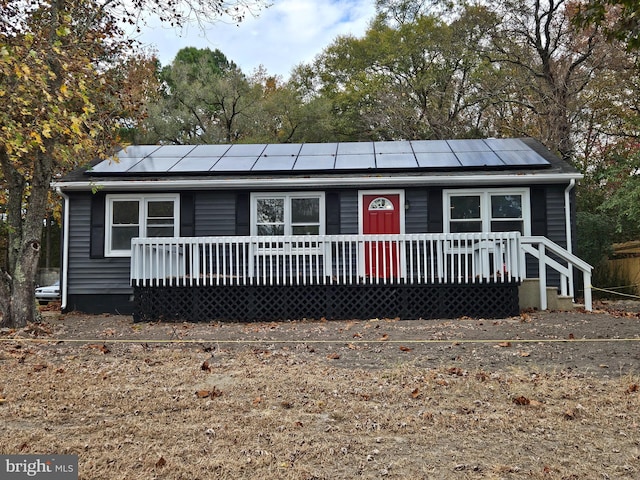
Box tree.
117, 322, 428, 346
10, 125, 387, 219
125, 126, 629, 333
0, 0, 264, 328
306, 3, 501, 141
480, 0, 614, 162
573, 0, 640, 50
138, 48, 262, 144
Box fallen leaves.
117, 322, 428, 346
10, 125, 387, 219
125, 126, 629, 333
512, 396, 543, 407
399, 345, 413, 352
512, 395, 530, 406
326, 352, 340, 360
201, 359, 214, 372
195, 387, 223, 399
87, 344, 110, 354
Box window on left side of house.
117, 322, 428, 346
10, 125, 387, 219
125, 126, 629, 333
105, 194, 179, 257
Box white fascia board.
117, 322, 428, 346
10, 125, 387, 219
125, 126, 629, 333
53, 172, 583, 191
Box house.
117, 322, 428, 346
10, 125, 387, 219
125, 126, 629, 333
53, 138, 592, 321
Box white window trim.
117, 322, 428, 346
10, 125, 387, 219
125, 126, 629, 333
250, 192, 326, 236
105, 193, 180, 257
443, 188, 531, 235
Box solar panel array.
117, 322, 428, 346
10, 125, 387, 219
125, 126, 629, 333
87, 139, 551, 175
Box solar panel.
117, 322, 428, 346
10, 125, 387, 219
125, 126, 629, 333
211, 157, 258, 171
253, 155, 296, 171
147, 145, 196, 157
411, 140, 452, 153
115, 145, 161, 158
262, 144, 302, 156
456, 151, 504, 167
299, 143, 338, 155
186, 145, 232, 157
484, 138, 528, 151
415, 152, 461, 168
335, 154, 375, 169
169, 156, 221, 172
495, 149, 548, 165
127, 156, 181, 173
448, 139, 491, 152
87, 139, 551, 176
375, 141, 413, 154
225, 144, 267, 156
376, 153, 419, 168
337, 142, 374, 155
90, 156, 145, 173
293, 155, 336, 170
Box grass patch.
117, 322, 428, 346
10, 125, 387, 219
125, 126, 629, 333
1, 342, 639, 479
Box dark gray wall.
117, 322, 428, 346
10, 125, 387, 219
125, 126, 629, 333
64, 184, 575, 310
406, 188, 429, 233
66, 192, 131, 296
194, 191, 237, 236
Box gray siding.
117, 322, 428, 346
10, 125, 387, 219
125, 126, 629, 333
194, 191, 236, 236
67, 193, 131, 295
546, 186, 568, 247
405, 189, 428, 233
340, 190, 359, 234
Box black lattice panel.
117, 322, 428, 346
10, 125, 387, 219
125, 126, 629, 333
133, 282, 520, 322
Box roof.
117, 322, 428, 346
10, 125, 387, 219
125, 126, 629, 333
55, 138, 582, 191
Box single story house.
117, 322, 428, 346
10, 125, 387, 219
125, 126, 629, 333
53, 138, 592, 321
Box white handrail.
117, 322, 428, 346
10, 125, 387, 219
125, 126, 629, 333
521, 236, 592, 311
131, 232, 523, 289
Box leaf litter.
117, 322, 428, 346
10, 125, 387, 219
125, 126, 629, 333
0, 301, 639, 478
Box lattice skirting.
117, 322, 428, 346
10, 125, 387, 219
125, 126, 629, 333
133, 283, 520, 322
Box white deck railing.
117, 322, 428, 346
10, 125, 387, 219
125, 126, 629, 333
521, 236, 593, 311
131, 232, 523, 287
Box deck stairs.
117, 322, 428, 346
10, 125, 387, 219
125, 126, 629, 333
519, 278, 577, 311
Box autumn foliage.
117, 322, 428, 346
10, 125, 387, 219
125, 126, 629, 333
0, 0, 158, 327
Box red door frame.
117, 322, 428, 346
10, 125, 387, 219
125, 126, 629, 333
360, 191, 404, 279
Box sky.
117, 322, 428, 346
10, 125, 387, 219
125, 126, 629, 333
137, 0, 377, 79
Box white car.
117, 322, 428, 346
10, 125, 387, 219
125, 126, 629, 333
35, 280, 60, 304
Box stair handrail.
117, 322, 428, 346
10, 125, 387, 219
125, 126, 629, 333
521, 236, 592, 311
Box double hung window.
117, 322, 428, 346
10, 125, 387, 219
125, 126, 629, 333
252, 193, 325, 236
444, 189, 530, 235
106, 194, 179, 256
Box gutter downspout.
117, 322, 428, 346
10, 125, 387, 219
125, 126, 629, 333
56, 187, 70, 312
565, 179, 575, 298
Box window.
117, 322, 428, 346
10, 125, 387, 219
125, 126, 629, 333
444, 189, 530, 234
252, 193, 324, 236
106, 194, 179, 256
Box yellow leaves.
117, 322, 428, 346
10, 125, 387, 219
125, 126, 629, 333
69, 116, 83, 135
29, 131, 43, 146
19, 64, 31, 78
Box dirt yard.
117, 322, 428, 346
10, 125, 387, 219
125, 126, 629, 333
1, 301, 639, 479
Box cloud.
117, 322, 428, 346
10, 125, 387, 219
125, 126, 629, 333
137, 0, 376, 78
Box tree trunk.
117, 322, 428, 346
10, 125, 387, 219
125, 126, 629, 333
0, 146, 53, 328
0, 240, 41, 328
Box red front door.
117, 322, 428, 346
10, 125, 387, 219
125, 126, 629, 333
363, 194, 401, 279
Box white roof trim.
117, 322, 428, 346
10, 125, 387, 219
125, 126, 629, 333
53, 172, 583, 191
